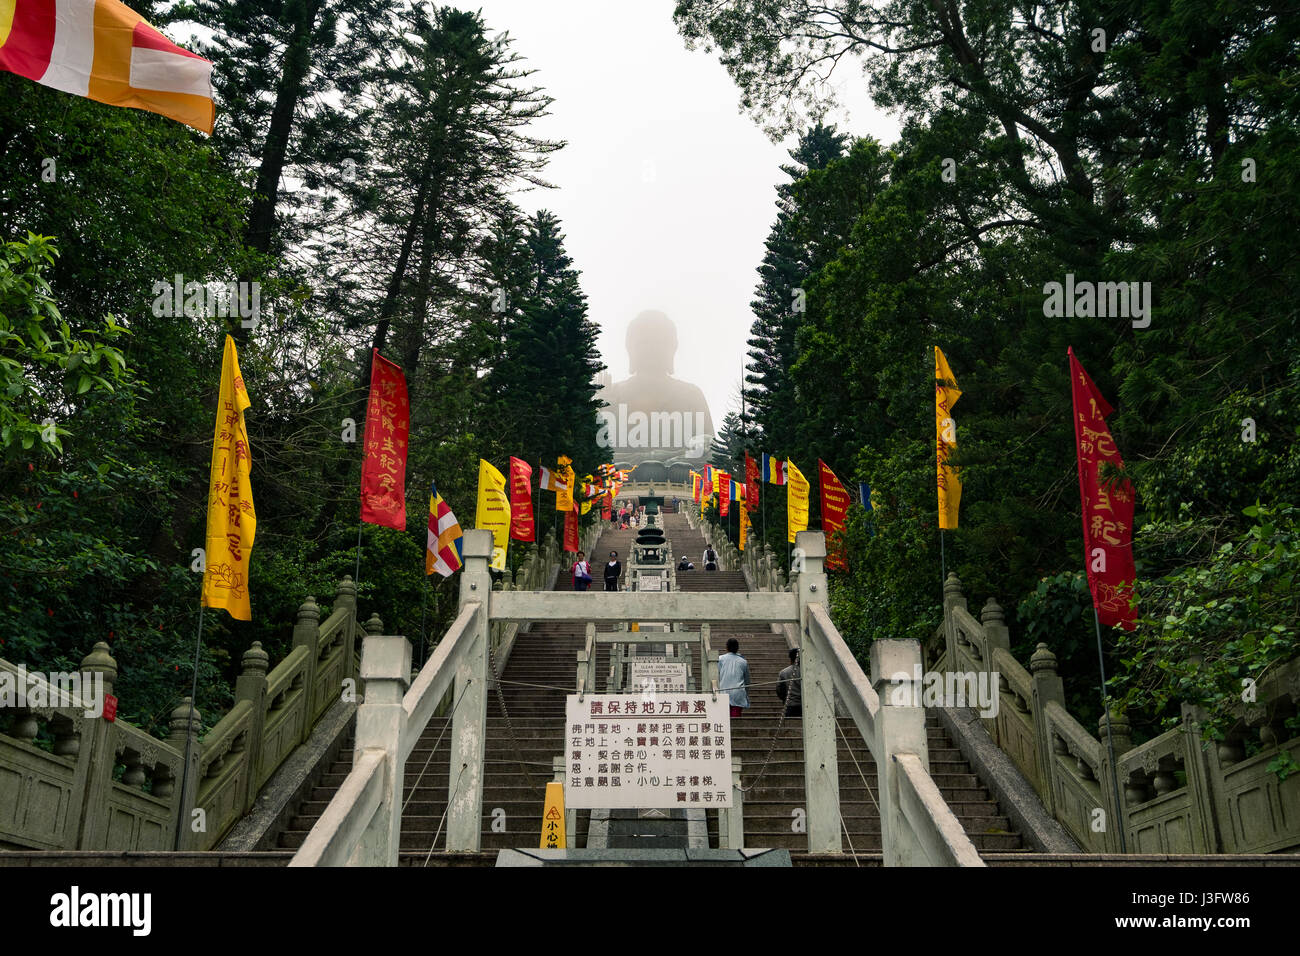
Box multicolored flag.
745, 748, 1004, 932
762, 453, 786, 485
509, 457, 534, 542
745, 452, 760, 512
201, 335, 255, 620
786, 459, 809, 543
935, 346, 962, 530
0, 0, 215, 133
1069, 348, 1137, 630
359, 349, 409, 530
475, 459, 509, 571
819, 459, 851, 570
691, 471, 702, 502
718, 471, 731, 517
425, 481, 463, 578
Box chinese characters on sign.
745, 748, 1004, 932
627, 661, 687, 694
564, 695, 733, 809
359, 350, 410, 530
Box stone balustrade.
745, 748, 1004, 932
936, 572, 1300, 854
0, 575, 359, 852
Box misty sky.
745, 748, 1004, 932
473, 1, 900, 436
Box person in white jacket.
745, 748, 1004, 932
717, 639, 751, 718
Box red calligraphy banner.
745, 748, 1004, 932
718, 471, 731, 517
745, 452, 760, 513
1069, 348, 1137, 630
563, 502, 580, 553
359, 349, 409, 530
601, 493, 612, 520
818, 459, 851, 571
509, 457, 534, 542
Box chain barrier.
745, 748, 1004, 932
488, 633, 536, 789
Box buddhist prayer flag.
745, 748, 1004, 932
858, 482, 872, 509
1069, 348, 1137, 630
745, 452, 760, 512
786, 459, 809, 544
563, 502, 579, 553
555, 455, 575, 512
0, 0, 216, 133
739, 504, 750, 551
359, 350, 409, 530
718, 471, 731, 517
818, 459, 851, 570
508, 457, 534, 542
762, 453, 786, 486
935, 347, 962, 530
425, 480, 463, 578
540, 464, 568, 496
691, 471, 702, 502
202, 335, 255, 620
475, 459, 509, 571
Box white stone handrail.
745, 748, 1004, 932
288, 749, 385, 867
401, 602, 482, 764
895, 753, 985, 867
807, 603, 880, 747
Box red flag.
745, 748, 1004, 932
509, 457, 534, 542
818, 459, 851, 570
563, 503, 580, 553
601, 493, 612, 520
745, 453, 760, 513
359, 350, 409, 529
718, 471, 731, 517
1069, 348, 1137, 630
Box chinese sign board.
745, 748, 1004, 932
564, 694, 732, 809
627, 660, 687, 694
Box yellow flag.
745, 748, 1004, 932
935, 347, 962, 529
476, 459, 509, 571
202, 335, 256, 620
556, 455, 574, 512
786, 459, 809, 543
739, 505, 750, 551
580, 497, 592, 515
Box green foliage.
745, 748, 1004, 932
1112, 504, 1300, 742
0, 235, 129, 456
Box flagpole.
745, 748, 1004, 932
174, 596, 205, 851
1094, 605, 1128, 852
417, 572, 429, 669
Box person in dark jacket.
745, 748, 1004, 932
777, 648, 802, 718
603, 551, 622, 591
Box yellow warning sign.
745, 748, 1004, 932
541, 781, 566, 849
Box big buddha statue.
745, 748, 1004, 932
597, 310, 715, 483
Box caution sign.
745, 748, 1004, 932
541, 781, 566, 850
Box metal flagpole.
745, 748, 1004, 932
1094, 605, 1128, 851
174, 596, 205, 850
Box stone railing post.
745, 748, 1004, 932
334, 575, 358, 681
292, 596, 321, 743
447, 528, 493, 851
351, 631, 411, 866
979, 598, 1010, 671
871, 638, 930, 866
74, 641, 118, 849
166, 697, 203, 851
1028, 643, 1065, 809
1179, 702, 1223, 853
942, 573, 967, 669
235, 641, 269, 813
794, 530, 840, 853
1098, 709, 1132, 852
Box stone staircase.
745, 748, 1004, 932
275, 511, 1026, 862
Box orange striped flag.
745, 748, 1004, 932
0, 0, 215, 133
